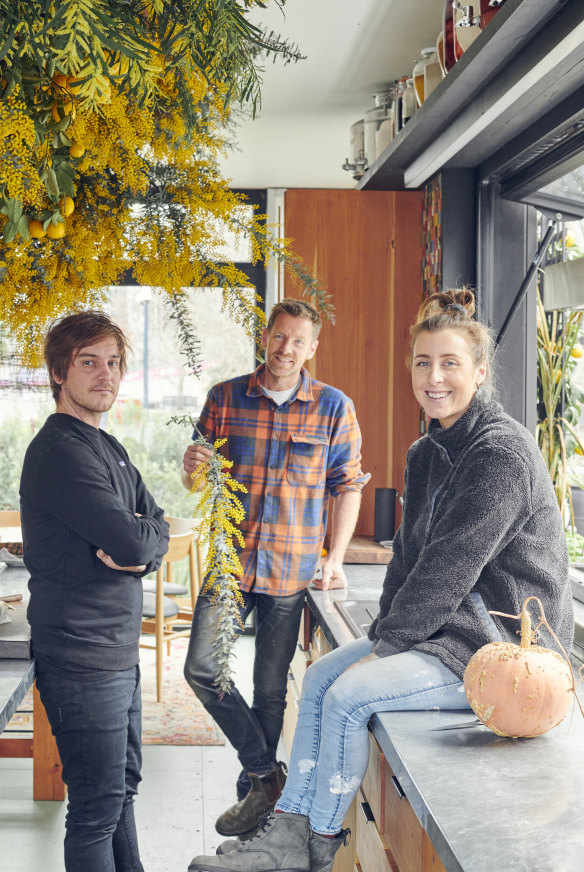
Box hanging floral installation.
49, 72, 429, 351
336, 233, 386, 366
0, 0, 334, 366
0, 1, 336, 688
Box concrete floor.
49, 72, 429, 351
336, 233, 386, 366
0, 635, 275, 872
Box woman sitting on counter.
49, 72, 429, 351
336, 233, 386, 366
188, 288, 574, 872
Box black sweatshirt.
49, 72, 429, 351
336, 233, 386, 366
20, 413, 169, 670
369, 391, 574, 678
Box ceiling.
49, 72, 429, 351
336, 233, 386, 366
219, 0, 445, 190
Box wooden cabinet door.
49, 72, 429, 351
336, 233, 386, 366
284, 189, 423, 536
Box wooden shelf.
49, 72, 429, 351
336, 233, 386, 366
357, 0, 579, 190
344, 535, 392, 565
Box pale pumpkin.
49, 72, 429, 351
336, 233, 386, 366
463, 597, 574, 738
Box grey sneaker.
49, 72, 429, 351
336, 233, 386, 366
188, 812, 310, 871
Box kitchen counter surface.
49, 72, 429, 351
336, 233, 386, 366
0, 567, 31, 732
306, 564, 584, 872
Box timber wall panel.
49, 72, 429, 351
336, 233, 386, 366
284, 189, 423, 535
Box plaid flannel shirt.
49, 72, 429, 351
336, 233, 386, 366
196, 364, 370, 596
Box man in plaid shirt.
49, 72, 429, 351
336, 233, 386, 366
181, 299, 370, 838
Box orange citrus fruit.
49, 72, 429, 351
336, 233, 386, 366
69, 142, 85, 158
46, 222, 66, 239
66, 77, 84, 96
59, 196, 75, 217
28, 220, 46, 239
51, 101, 75, 122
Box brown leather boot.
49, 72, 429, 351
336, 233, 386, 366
215, 768, 284, 837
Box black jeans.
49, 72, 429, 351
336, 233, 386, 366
184, 588, 306, 798
35, 657, 144, 872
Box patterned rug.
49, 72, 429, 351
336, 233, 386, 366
1, 638, 224, 746
140, 637, 224, 745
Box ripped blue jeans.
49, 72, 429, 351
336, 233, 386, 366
276, 637, 471, 835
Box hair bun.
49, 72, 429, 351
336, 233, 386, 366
414, 288, 476, 324
444, 302, 468, 316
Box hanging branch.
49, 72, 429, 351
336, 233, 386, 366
164, 291, 204, 377
171, 415, 247, 694
227, 208, 336, 323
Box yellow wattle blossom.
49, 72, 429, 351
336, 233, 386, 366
0, 90, 44, 208
1, 4, 332, 366
186, 431, 248, 693
0, 64, 267, 364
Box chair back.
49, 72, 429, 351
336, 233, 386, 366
141, 517, 201, 702
164, 530, 196, 563
166, 516, 197, 535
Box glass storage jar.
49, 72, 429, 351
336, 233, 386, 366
424, 49, 443, 101
363, 91, 393, 167
375, 116, 394, 159
412, 47, 437, 106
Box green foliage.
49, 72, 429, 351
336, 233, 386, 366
0, 413, 43, 509
0, 401, 196, 518
0, 0, 302, 117
164, 291, 205, 377
107, 403, 198, 518
536, 290, 584, 530
566, 527, 584, 565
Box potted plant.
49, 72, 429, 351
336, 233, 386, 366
536, 290, 584, 563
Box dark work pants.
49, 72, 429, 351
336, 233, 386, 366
184, 588, 306, 799
35, 658, 144, 872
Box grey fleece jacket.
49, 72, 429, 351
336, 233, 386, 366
368, 391, 574, 679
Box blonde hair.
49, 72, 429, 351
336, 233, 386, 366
409, 289, 496, 393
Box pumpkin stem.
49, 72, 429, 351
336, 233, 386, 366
491, 596, 584, 721
519, 603, 532, 649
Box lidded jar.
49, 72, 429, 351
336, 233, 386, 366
363, 91, 393, 166
412, 47, 436, 106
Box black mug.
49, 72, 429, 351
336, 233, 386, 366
373, 488, 398, 542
